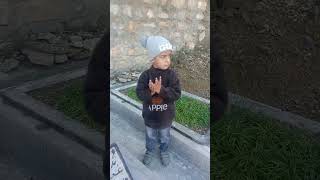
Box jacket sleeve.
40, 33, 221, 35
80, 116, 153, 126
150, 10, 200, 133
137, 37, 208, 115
158, 70, 182, 102
83, 33, 108, 125
136, 72, 152, 103
213, 35, 228, 122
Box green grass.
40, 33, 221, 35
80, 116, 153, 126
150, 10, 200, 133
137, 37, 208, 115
30, 80, 320, 179
211, 105, 320, 180
29, 78, 103, 132
125, 86, 210, 133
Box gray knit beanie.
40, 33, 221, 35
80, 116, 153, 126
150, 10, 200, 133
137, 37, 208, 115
140, 35, 173, 61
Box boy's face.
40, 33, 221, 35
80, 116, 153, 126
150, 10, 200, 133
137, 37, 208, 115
152, 50, 172, 70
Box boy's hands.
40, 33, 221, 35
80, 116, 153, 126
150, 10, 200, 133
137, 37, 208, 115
149, 76, 162, 95
149, 80, 156, 96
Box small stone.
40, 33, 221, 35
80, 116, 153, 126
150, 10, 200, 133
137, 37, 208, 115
54, 54, 68, 64
143, 23, 156, 28
111, 80, 116, 84
187, 42, 195, 50
198, 1, 207, 10
147, 9, 154, 18
110, 4, 119, 15
121, 72, 129, 76
69, 35, 83, 43
37, 32, 56, 42
187, 0, 197, 10
159, 21, 170, 27
128, 21, 135, 32
118, 77, 128, 83
23, 49, 54, 66
123, 5, 132, 17
184, 34, 193, 41
13, 52, 25, 61
241, 11, 251, 25
196, 13, 204, 20
71, 41, 84, 48
83, 38, 100, 51
127, 48, 135, 56
161, 0, 167, 5
143, 0, 154, 4
0, 58, 20, 73
198, 24, 205, 30
68, 50, 90, 61
199, 32, 206, 42
172, 0, 185, 9
159, 12, 169, 19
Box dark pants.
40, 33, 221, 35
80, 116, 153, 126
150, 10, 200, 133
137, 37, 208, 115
145, 126, 171, 153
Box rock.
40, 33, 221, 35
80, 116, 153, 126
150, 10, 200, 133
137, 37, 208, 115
241, 11, 251, 25
0, 42, 15, 56
24, 41, 69, 55
172, 0, 185, 9
303, 35, 314, 50
23, 49, 54, 66
37, 32, 56, 42
69, 36, 83, 48
69, 35, 83, 43
158, 12, 169, 19
0, 58, 20, 73
199, 32, 206, 42
147, 9, 154, 18
83, 38, 100, 51
118, 77, 128, 83
54, 54, 68, 64
121, 72, 129, 76
110, 4, 119, 15
111, 80, 116, 84
196, 13, 204, 20
12, 52, 25, 61
70, 41, 84, 48
68, 50, 91, 61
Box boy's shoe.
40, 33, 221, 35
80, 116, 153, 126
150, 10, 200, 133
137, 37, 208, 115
142, 151, 154, 166
160, 151, 170, 166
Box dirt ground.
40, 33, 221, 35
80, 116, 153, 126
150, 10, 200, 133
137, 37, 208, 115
214, 0, 320, 121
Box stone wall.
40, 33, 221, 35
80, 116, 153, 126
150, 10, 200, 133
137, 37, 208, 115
0, 0, 107, 40
110, 0, 210, 74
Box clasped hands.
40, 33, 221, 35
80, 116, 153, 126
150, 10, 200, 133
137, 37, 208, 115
149, 76, 162, 96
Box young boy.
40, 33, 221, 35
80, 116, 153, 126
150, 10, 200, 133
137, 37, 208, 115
136, 35, 181, 167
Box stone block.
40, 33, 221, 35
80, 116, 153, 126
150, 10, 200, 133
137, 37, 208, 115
198, 1, 207, 10
147, 9, 154, 18
172, 0, 185, 9
110, 4, 119, 15
54, 54, 68, 64
23, 49, 54, 66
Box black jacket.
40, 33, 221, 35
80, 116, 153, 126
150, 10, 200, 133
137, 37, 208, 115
213, 35, 228, 121
136, 66, 181, 129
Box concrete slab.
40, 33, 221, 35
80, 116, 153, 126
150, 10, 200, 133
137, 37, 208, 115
229, 92, 320, 136
111, 111, 209, 180
110, 93, 210, 174
0, 97, 104, 180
